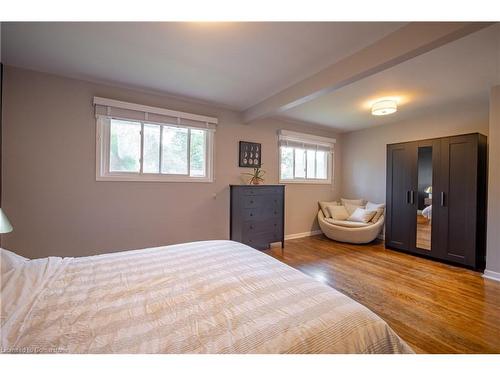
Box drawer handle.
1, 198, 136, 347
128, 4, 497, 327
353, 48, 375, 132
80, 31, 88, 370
250, 200, 254, 204
250, 225, 254, 229
250, 213, 253, 217
274, 211, 277, 215
274, 223, 277, 227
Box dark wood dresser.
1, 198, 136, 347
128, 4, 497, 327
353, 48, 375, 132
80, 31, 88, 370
230, 185, 285, 250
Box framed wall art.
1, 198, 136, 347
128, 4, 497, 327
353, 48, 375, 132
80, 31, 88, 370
239, 141, 261, 168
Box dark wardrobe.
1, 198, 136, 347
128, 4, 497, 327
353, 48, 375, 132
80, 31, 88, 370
385, 133, 487, 270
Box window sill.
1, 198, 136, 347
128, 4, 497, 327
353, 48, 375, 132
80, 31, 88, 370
96, 174, 214, 183
279, 179, 332, 185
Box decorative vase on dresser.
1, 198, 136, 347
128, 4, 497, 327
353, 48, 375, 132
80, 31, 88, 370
230, 185, 285, 251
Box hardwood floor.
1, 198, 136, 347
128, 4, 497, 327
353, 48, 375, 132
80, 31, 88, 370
264, 235, 500, 354
416, 214, 431, 251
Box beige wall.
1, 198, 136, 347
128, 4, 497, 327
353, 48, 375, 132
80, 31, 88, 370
340, 102, 489, 204
486, 86, 500, 275
1, 66, 340, 258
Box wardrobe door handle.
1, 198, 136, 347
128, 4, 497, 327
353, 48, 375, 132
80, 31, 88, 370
410, 190, 415, 205
440, 192, 445, 207
406, 191, 410, 204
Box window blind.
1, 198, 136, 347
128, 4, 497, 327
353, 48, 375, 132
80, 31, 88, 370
94, 97, 218, 130
278, 130, 335, 152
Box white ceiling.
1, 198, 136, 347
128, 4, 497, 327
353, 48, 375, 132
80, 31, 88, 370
281, 24, 500, 132
1, 22, 405, 109
3, 22, 498, 133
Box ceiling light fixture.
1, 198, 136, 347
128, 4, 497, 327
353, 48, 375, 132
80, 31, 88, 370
371, 99, 397, 116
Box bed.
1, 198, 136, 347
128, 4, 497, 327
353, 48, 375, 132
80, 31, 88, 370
422, 205, 432, 220
1, 240, 413, 354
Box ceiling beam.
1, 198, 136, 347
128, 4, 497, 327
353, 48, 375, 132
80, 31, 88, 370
243, 22, 494, 123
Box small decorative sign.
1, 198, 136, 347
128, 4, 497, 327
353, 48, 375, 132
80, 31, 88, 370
239, 141, 261, 168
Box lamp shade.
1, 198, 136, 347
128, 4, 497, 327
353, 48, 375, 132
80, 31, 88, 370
0, 209, 13, 234
424, 186, 432, 194
371, 99, 398, 116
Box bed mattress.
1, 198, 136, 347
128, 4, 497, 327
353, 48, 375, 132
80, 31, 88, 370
1, 240, 412, 354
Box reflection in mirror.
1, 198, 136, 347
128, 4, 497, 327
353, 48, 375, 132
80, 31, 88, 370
416, 147, 432, 251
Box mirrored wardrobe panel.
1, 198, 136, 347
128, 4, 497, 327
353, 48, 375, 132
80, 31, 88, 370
416, 146, 433, 251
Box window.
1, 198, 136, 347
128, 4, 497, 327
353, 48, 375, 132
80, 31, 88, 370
278, 130, 334, 184
95, 97, 215, 182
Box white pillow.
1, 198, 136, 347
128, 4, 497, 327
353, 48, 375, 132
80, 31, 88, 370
366, 202, 385, 223
347, 208, 377, 223
341, 198, 366, 207
326, 205, 350, 221
1, 249, 29, 274
344, 203, 365, 216
318, 201, 338, 218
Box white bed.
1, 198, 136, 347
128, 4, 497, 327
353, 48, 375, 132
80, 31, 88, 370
1, 240, 413, 354
422, 205, 432, 220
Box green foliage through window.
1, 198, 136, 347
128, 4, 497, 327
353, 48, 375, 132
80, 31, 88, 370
109, 119, 208, 178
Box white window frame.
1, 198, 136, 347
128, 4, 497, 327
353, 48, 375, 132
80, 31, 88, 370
278, 130, 335, 185
96, 116, 215, 183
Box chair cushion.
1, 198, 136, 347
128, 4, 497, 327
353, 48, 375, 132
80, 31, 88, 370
366, 202, 385, 223
341, 198, 366, 207
325, 218, 371, 228
326, 205, 350, 221
347, 208, 377, 223
344, 203, 365, 216
318, 201, 338, 218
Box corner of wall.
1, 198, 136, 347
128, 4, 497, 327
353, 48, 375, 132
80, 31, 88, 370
485, 85, 500, 274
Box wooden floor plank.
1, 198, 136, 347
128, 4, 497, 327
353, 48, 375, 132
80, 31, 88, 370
264, 235, 500, 354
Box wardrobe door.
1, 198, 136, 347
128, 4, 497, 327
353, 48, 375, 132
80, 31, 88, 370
436, 135, 478, 266
410, 139, 441, 256
386, 142, 416, 251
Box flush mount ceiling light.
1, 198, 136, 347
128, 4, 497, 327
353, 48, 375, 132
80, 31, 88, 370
371, 99, 398, 116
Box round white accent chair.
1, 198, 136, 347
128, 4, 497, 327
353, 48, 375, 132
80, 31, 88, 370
317, 209, 385, 244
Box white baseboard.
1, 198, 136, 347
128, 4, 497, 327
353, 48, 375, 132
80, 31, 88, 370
483, 269, 500, 282
285, 230, 322, 240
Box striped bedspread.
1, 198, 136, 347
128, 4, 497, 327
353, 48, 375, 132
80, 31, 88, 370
1, 240, 412, 354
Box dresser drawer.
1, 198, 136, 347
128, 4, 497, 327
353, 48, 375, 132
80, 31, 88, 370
242, 206, 281, 220
243, 230, 281, 248
241, 186, 283, 196
243, 218, 281, 234
242, 194, 282, 208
